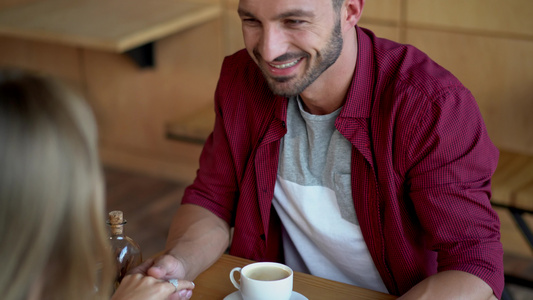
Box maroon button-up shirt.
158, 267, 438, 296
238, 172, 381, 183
182, 27, 504, 297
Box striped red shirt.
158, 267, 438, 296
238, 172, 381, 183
182, 26, 504, 297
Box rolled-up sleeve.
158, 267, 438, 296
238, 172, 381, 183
406, 85, 504, 297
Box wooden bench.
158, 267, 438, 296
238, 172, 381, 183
503, 252, 533, 288
166, 105, 215, 144
490, 150, 533, 297
491, 150, 533, 256
492, 150, 533, 213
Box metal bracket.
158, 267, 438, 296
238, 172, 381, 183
125, 42, 155, 68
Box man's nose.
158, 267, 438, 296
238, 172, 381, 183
258, 25, 288, 62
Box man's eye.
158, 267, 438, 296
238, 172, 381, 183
242, 18, 259, 25
285, 19, 305, 26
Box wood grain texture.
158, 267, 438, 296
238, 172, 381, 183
492, 151, 533, 208
195, 254, 397, 300
0, 0, 222, 52
406, 0, 533, 38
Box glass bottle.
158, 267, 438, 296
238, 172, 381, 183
107, 210, 142, 291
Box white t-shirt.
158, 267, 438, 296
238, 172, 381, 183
272, 97, 388, 293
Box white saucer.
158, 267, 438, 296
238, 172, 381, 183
223, 291, 308, 300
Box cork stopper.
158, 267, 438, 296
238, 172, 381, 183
109, 210, 124, 225
108, 210, 125, 235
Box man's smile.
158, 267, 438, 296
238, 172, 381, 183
269, 58, 303, 69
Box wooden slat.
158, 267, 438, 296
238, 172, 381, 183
491, 150, 533, 210
515, 183, 533, 213
0, 0, 222, 52
490, 150, 533, 293
495, 207, 533, 257
503, 252, 533, 286
166, 105, 215, 144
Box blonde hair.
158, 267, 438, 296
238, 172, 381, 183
0, 69, 114, 299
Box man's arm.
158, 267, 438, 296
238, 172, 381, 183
399, 271, 497, 300
401, 85, 503, 297
133, 204, 230, 283
163, 203, 231, 280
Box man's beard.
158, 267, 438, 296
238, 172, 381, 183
255, 20, 343, 97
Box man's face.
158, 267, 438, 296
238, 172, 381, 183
238, 0, 343, 97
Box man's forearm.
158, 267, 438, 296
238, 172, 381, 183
165, 204, 231, 280
398, 270, 496, 300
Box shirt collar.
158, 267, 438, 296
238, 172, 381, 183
339, 26, 375, 120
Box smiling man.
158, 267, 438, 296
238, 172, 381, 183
239, 0, 356, 115
239, 1, 345, 101
134, 1, 504, 299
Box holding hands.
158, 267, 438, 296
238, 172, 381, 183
128, 254, 195, 300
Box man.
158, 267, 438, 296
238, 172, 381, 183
136, 0, 504, 299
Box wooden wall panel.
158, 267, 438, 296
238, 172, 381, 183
222, 0, 242, 56
189, 0, 220, 4
83, 19, 223, 181
361, 0, 401, 24
0, 0, 40, 10
406, 28, 533, 155
406, 0, 533, 38
358, 22, 400, 42
0, 36, 84, 91
226, 0, 237, 6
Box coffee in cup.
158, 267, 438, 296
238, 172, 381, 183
230, 262, 293, 300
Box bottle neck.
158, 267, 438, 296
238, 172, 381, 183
110, 224, 124, 235
108, 211, 127, 236
107, 219, 127, 236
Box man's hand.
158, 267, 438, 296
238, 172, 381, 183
112, 273, 195, 300
130, 254, 195, 300
130, 204, 231, 300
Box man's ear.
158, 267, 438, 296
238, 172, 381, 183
342, 0, 365, 30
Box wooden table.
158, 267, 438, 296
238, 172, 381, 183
192, 254, 397, 300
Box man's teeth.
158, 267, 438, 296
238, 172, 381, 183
270, 59, 300, 69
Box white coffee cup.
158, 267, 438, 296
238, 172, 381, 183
229, 262, 293, 300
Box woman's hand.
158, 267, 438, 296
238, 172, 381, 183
129, 254, 195, 300
111, 273, 195, 300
